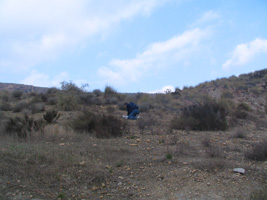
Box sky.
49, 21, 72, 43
0, 0, 267, 93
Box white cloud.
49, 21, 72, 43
190, 11, 221, 27
98, 28, 211, 86
149, 85, 175, 93
21, 71, 69, 87
0, 0, 168, 70
223, 39, 267, 70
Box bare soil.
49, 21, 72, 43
0, 109, 266, 200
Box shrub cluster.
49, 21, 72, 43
43, 110, 60, 123
71, 110, 127, 138
170, 98, 228, 131
245, 141, 267, 161
5, 114, 45, 138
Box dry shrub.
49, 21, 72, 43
13, 101, 28, 113
71, 111, 127, 138
194, 158, 226, 172
29, 102, 45, 114
137, 117, 156, 130
139, 102, 151, 112
40, 124, 76, 142
5, 114, 45, 138
245, 141, 267, 161
57, 93, 79, 111
202, 136, 211, 147
174, 142, 195, 156
170, 97, 228, 131
43, 110, 60, 123
12, 90, 23, 99
232, 128, 247, 139
250, 187, 267, 200
0, 102, 12, 111
206, 144, 223, 158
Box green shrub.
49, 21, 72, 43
43, 110, 60, 123
60, 81, 82, 94
0, 102, 12, 111
245, 141, 267, 161
12, 90, 23, 99
13, 101, 28, 113
93, 89, 102, 97
57, 93, 79, 111
5, 114, 45, 138
47, 96, 58, 105
104, 86, 117, 98
165, 153, 172, 160
237, 102, 251, 112
30, 103, 45, 114
170, 97, 228, 131
221, 91, 234, 99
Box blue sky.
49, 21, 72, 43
0, 0, 267, 93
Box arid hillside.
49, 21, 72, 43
0, 69, 266, 200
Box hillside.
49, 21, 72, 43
0, 69, 266, 200
0, 82, 48, 94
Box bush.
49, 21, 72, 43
237, 102, 251, 112
93, 89, 102, 97
30, 103, 45, 114
245, 141, 267, 161
13, 101, 28, 113
139, 102, 151, 112
5, 114, 45, 138
221, 91, 234, 99
57, 93, 79, 111
104, 86, 117, 98
105, 97, 118, 105
170, 97, 228, 131
43, 110, 60, 123
137, 118, 156, 130
47, 96, 58, 105
71, 111, 127, 138
0, 102, 12, 111
12, 90, 23, 99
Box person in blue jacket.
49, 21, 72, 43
124, 102, 139, 120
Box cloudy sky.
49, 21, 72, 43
0, 0, 266, 93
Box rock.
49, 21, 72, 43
233, 168, 245, 174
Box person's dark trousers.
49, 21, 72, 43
128, 109, 139, 120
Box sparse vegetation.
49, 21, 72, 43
170, 97, 228, 131
245, 141, 267, 161
71, 110, 127, 138
0, 69, 267, 199
5, 114, 45, 138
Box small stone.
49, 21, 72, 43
233, 168, 245, 174
91, 186, 98, 191
207, 182, 210, 186
136, 139, 141, 143
119, 176, 124, 179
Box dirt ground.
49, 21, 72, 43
1, 109, 267, 200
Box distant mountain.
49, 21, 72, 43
0, 83, 49, 94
